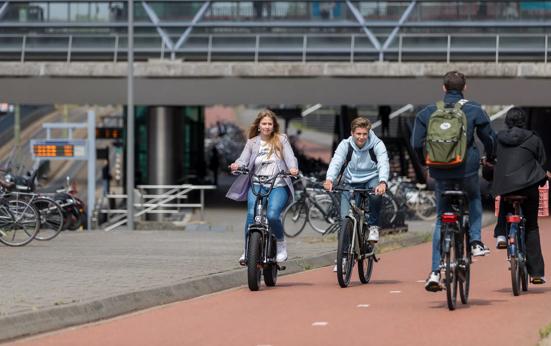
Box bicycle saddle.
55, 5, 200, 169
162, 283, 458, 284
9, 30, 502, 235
441, 190, 467, 198
503, 195, 527, 202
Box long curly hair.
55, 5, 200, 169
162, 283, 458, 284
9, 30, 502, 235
247, 109, 282, 159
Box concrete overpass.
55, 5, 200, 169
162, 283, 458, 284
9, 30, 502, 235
1, 61, 551, 106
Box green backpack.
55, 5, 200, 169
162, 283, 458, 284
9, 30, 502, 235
425, 99, 468, 168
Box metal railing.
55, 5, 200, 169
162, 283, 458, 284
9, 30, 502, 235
98, 184, 216, 231
0, 32, 549, 63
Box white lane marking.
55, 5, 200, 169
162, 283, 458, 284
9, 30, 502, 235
312, 321, 329, 327
357, 304, 370, 308
416, 280, 425, 283
390, 290, 402, 294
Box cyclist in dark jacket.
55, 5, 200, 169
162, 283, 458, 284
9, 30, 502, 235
492, 107, 549, 284
411, 71, 496, 292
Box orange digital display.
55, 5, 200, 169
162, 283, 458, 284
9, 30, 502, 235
33, 144, 74, 157
96, 127, 123, 139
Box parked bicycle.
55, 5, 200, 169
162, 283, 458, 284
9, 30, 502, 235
438, 189, 472, 311
234, 168, 296, 291
0, 181, 40, 246
333, 186, 379, 288
501, 196, 529, 296
388, 174, 436, 221
282, 175, 340, 237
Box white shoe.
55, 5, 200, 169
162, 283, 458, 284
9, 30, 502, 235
496, 236, 507, 249
238, 252, 245, 266
425, 271, 442, 292
471, 242, 490, 257
276, 240, 288, 262
368, 225, 379, 243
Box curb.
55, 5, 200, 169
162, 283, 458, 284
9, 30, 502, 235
0, 230, 430, 342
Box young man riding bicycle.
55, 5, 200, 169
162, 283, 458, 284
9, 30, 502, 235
411, 71, 496, 292
323, 117, 390, 270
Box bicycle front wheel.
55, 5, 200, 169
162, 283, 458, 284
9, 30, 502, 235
263, 235, 278, 287
337, 218, 355, 288
247, 232, 263, 291
282, 201, 307, 238
0, 200, 40, 247
33, 197, 64, 241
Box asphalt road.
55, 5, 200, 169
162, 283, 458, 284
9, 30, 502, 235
9, 218, 551, 346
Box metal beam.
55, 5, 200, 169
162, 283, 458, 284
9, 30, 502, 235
172, 1, 210, 59
0, 2, 9, 20
380, 1, 416, 61
345, 0, 381, 51
141, 1, 174, 51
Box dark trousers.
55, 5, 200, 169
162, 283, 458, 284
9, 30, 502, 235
494, 184, 545, 277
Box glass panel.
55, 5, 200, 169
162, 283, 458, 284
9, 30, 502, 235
48, 3, 69, 22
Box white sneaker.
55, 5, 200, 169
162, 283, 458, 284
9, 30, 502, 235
471, 243, 490, 257
368, 225, 379, 243
496, 236, 507, 249
425, 271, 442, 292
276, 240, 288, 262
238, 252, 245, 266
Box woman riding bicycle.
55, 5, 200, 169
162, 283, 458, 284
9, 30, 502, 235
491, 107, 549, 284
226, 110, 299, 265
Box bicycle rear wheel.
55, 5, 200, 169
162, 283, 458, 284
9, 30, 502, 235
308, 198, 337, 235
337, 218, 355, 288
0, 200, 40, 247
444, 227, 458, 310
33, 197, 64, 241
263, 235, 278, 287
459, 229, 471, 304
247, 232, 263, 291
282, 201, 307, 238
510, 256, 521, 296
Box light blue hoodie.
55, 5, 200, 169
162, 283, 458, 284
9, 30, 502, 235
326, 130, 389, 184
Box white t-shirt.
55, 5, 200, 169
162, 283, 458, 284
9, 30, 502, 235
254, 140, 285, 187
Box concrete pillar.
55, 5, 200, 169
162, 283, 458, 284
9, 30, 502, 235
147, 106, 176, 221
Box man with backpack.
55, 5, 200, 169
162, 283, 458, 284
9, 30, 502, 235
324, 117, 389, 253
411, 71, 496, 292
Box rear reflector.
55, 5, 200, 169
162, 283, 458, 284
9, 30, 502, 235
441, 213, 458, 223
506, 215, 521, 223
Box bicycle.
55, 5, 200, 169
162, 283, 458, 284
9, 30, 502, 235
439, 189, 472, 311
234, 168, 295, 291
501, 196, 529, 296
282, 175, 341, 238
333, 186, 379, 288
0, 183, 41, 246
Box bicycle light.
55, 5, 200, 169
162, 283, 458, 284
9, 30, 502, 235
441, 213, 458, 223
506, 215, 521, 223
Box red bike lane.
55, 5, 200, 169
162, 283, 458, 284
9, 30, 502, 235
10, 218, 551, 346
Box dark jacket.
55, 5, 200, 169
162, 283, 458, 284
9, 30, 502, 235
492, 127, 547, 196
411, 90, 496, 180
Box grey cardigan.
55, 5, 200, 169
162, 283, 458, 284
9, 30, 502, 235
226, 134, 298, 201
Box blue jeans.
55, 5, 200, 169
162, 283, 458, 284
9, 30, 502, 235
340, 177, 382, 227
245, 185, 289, 241
431, 174, 483, 272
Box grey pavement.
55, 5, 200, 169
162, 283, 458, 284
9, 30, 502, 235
0, 184, 496, 342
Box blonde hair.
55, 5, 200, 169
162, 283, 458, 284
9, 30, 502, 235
248, 109, 282, 159
351, 117, 372, 132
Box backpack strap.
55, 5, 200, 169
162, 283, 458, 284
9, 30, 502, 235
336, 143, 353, 186
435, 101, 445, 111
369, 148, 378, 164
454, 99, 468, 110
